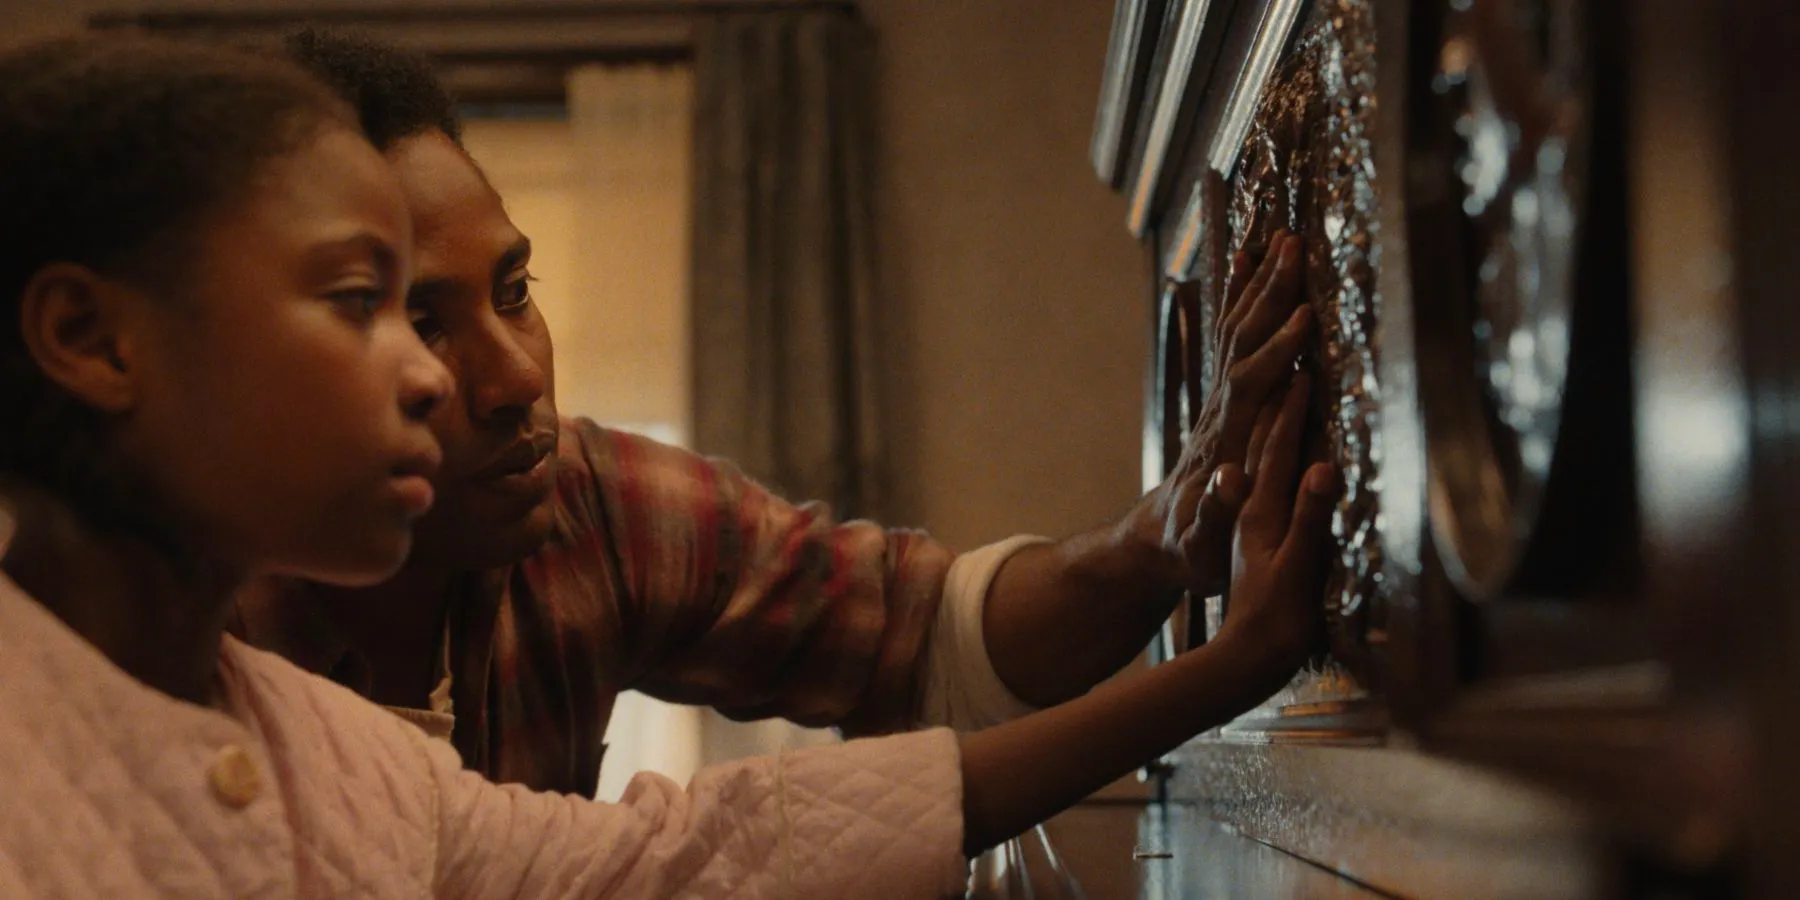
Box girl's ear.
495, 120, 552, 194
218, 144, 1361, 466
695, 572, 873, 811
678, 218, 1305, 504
16, 263, 145, 414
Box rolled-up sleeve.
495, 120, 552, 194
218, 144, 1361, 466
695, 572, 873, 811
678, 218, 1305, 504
918, 535, 1052, 731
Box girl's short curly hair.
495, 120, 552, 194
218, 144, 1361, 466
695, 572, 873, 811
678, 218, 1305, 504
0, 34, 354, 537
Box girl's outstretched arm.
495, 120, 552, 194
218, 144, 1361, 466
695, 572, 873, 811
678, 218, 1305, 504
958, 371, 1337, 856
423, 372, 1335, 896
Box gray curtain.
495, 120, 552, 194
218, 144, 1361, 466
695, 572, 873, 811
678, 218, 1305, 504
688, 15, 1088, 894
689, 10, 884, 518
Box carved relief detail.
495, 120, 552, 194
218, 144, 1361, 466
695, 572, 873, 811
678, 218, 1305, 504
1227, 0, 1384, 679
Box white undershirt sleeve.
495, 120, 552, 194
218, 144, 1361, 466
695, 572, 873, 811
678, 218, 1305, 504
917, 535, 1055, 731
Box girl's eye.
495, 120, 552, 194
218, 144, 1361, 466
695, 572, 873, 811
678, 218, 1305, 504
496, 274, 537, 313
332, 288, 384, 320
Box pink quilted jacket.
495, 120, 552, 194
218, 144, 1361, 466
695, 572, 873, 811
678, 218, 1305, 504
0, 574, 970, 898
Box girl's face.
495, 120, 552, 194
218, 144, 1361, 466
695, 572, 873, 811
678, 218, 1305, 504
120, 124, 452, 585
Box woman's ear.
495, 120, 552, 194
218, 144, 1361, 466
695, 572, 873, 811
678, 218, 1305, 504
16, 263, 144, 414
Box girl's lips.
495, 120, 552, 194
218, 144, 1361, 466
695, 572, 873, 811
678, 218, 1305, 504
388, 473, 436, 515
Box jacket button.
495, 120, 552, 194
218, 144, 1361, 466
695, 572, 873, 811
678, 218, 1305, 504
208, 745, 262, 808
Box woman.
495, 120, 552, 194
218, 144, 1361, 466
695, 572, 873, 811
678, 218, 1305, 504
0, 34, 1336, 898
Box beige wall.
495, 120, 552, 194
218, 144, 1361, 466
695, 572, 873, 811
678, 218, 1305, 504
857, 4, 1149, 895
860, 0, 1148, 549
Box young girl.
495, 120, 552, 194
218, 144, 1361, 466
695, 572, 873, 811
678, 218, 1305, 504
0, 34, 1337, 899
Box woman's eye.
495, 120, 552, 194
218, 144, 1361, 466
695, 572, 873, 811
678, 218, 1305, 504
410, 308, 445, 345
496, 274, 537, 313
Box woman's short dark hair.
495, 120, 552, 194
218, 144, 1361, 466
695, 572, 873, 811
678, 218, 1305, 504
282, 28, 464, 150
0, 34, 354, 535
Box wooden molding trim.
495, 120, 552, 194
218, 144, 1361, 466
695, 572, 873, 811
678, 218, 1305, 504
1123, 0, 1237, 238
1161, 0, 1308, 277
1092, 0, 1174, 190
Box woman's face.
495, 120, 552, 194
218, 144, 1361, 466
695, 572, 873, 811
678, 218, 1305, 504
384, 131, 562, 570
120, 124, 452, 585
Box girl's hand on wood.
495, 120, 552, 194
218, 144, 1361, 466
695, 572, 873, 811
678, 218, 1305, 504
1217, 370, 1338, 683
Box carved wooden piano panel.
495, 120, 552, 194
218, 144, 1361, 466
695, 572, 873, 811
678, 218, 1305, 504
1095, 0, 1800, 895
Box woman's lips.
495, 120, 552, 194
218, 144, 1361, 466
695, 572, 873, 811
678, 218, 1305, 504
469, 438, 555, 505
483, 451, 551, 496
473, 433, 557, 481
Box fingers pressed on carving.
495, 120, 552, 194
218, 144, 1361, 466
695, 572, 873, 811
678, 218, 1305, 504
1220, 233, 1285, 340
1229, 234, 1305, 363
1224, 304, 1313, 413
1260, 371, 1313, 488
1243, 389, 1283, 482
1181, 464, 1248, 591
1247, 304, 1313, 373
1214, 388, 1262, 471
1163, 464, 1208, 547
1217, 322, 1300, 471
1222, 230, 1285, 339
1280, 463, 1340, 567
1245, 372, 1313, 531
1216, 250, 1255, 344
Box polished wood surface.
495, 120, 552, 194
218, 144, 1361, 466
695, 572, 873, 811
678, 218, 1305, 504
1166, 742, 1612, 899
1138, 801, 1386, 899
